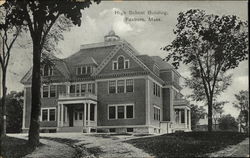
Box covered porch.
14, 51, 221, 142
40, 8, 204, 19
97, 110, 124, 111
57, 100, 97, 133
173, 99, 191, 132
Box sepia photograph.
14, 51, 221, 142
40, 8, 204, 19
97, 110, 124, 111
0, 0, 248, 157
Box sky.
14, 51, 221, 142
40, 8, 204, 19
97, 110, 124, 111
4, 1, 249, 117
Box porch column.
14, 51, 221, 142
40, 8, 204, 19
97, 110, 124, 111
57, 104, 60, 127
189, 109, 191, 130
178, 110, 181, 124
65, 106, 68, 123
61, 104, 64, 127
94, 103, 97, 121
185, 108, 187, 128
83, 103, 86, 126
88, 103, 91, 125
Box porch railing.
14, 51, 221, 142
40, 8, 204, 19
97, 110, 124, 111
58, 92, 97, 100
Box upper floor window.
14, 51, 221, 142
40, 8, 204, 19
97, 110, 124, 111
42, 85, 57, 98
153, 82, 161, 97
126, 79, 134, 92
109, 81, 116, 94
117, 80, 125, 93
70, 83, 95, 95
108, 79, 134, 94
112, 56, 130, 70
42, 65, 53, 76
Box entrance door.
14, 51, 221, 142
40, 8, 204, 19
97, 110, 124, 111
74, 111, 84, 126
68, 107, 74, 127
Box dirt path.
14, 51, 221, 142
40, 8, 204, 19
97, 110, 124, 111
209, 137, 249, 157
9, 133, 151, 158
8, 134, 75, 158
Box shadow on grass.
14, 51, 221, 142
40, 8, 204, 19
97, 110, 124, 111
2, 136, 40, 158
41, 136, 104, 158
126, 131, 248, 158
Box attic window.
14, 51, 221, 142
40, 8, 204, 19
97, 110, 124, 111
43, 65, 53, 76
112, 56, 130, 70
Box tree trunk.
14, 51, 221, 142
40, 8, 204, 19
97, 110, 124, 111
0, 68, 7, 156
208, 99, 213, 132
28, 39, 42, 147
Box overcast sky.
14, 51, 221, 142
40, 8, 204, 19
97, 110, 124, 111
5, 1, 248, 117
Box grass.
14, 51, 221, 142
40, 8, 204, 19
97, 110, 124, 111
1, 136, 37, 158
126, 131, 248, 158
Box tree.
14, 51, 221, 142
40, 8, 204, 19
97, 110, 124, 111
212, 101, 226, 129
7, 0, 100, 147
0, 2, 22, 155
218, 114, 238, 131
0, 91, 23, 133
233, 90, 249, 132
164, 9, 248, 132
190, 104, 206, 130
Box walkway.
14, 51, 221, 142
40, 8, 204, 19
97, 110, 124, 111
209, 137, 249, 157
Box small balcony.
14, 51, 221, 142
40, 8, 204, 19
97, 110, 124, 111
174, 98, 189, 106
58, 92, 97, 101
165, 81, 182, 90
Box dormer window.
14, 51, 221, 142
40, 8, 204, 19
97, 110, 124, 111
112, 56, 130, 70
42, 65, 53, 76
76, 66, 92, 75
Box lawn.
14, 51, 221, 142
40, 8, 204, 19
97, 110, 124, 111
127, 131, 248, 158
1, 136, 37, 158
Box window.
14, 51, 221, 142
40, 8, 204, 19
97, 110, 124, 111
109, 106, 116, 119
49, 109, 56, 121
118, 56, 125, 69
50, 85, 56, 97
118, 106, 125, 119
41, 108, 56, 121
117, 80, 125, 93
126, 79, 133, 92
43, 65, 53, 76
87, 66, 91, 74
44, 65, 49, 76
88, 83, 93, 93
153, 82, 161, 97
42, 109, 48, 121
126, 105, 134, 118
108, 104, 134, 120
108, 79, 134, 94
81, 84, 86, 93
43, 86, 49, 98
77, 67, 81, 75
125, 60, 129, 69
70, 85, 75, 94
113, 62, 118, 70
82, 66, 86, 74
109, 81, 116, 93
154, 106, 160, 121
43, 85, 57, 98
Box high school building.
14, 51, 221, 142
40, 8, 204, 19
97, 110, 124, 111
21, 31, 191, 133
